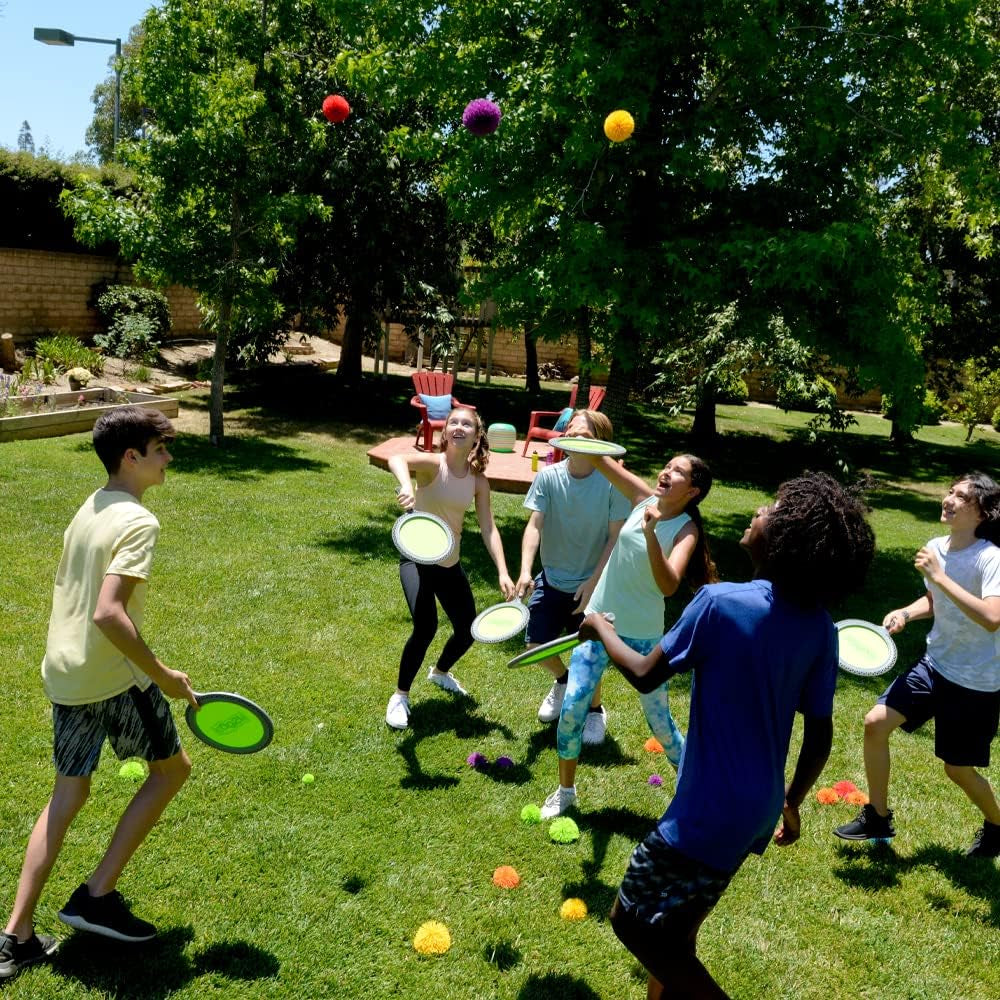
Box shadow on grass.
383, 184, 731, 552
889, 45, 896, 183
53, 926, 279, 997
832, 842, 1000, 927
392, 697, 514, 791
483, 939, 522, 971
517, 972, 603, 999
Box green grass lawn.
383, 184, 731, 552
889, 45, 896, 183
1, 376, 999, 999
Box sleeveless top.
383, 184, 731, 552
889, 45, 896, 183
416, 455, 476, 567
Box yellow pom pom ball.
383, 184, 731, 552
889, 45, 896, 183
413, 920, 451, 955
560, 898, 588, 921
604, 110, 635, 143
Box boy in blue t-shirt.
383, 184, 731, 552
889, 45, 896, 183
580, 473, 874, 1000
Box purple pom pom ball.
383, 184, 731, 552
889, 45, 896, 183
496, 755, 514, 769
462, 98, 501, 136
467, 752, 489, 769
648, 774, 663, 787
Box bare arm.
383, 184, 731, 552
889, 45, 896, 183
387, 452, 442, 510
517, 510, 544, 598
774, 714, 833, 847
93, 574, 197, 708
586, 455, 653, 507
882, 593, 933, 634
475, 476, 516, 599
573, 519, 623, 613
579, 613, 668, 693
916, 546, 1000, 632
644, 512, 698, 597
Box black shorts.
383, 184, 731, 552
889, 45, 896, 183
525, 572, 583, 645
879, 656, 1000, 767
53, 685, 182, 777
617, 827, 733, 931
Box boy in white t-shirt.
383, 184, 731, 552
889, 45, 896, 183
1, 407, 198, 983
835, 472, 1000, 857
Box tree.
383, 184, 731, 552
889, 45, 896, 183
16, 121, 34, 155
86, 25, 148, 164
339, 0, 998, 435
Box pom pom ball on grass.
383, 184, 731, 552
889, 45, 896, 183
118, 761, 146, 781
492, 866, 521, 889
603, 109, 635, 143
560, 898, 588, 921
520, 803, 542, 825
322, 94, 351, 123
413, 920, 451, 955
463, 98, 502, 136
549, 817, 580, 844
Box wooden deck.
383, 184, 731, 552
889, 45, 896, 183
367, 435, 551, 494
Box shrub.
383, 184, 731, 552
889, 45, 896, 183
94, 284, 170, 361
713, 370, 749, 405
992, 404, 1000, 431
950, 357, 1000, 442
33, 334, 105, 374
775, 373, 838, 413
919, 389, 947, 426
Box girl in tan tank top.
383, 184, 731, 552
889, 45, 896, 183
384, 408, 515, 730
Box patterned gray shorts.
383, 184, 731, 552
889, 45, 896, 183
53, 685, 181, 777
618, 827, 733, 926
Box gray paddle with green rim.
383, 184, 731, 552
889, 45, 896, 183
507, 613, 616, 668
392, 511, 455, 565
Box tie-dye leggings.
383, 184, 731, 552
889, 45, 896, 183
556, 638, 684, 764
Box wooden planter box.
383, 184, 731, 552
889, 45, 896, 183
0, 387, 179, 443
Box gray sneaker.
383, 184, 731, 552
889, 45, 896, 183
428, 669, 468, 696
385, 693, 410, 730
540, 785, 577, 819
582, 706, 608, 745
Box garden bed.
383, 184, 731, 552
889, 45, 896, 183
0, 387, 179, 443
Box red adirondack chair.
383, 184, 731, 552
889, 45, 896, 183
522, 384, 607, 455
410, 371, 476, 451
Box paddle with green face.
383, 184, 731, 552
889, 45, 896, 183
392, 511, 455, 565
507, 613, 616, 668
471, 598, 530, 644
835, 619, 898, 677
550, 436, 626, 458
185, 692, 274, 754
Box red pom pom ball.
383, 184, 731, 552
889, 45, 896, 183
322, 95, 351, 123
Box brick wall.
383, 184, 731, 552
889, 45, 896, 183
0, 248, 205, 342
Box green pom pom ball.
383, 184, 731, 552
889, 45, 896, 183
520, 803, 542, 825
549, 817, 580, 843
301, 773, 315, 784
118, 761, 146, 781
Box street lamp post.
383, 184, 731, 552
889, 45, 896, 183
33, 26, 122, 156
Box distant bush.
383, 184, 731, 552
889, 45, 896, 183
775, 373, 838, 413
713, 370, 749, 405
94, 284, 170, 361
919, 389, 947, 426
33, 334, 105, 374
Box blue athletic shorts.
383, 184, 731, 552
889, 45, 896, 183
53, 685, 181, 777
525, 571, 583, 645
617, 827, 733, 929
878, 656, 1000, 767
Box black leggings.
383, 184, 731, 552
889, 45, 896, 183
397, 559, 477, 692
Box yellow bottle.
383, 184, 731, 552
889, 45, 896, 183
531, 451, 539, 472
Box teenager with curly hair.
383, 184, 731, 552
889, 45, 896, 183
384, 408, 515, 729
835, 472, 1000, 857
580, 472, 874, 1000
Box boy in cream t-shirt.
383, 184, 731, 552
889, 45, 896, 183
1, 406, 198, 983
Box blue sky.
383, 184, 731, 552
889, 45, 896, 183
0, 1, 159, 159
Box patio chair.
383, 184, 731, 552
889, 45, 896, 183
410, 371, 476, 451
522, 384, 607, 456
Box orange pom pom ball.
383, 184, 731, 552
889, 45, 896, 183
492, 865, 522, 889
816, 787, 841, 805
644, 737, 664, 754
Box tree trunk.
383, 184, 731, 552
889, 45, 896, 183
337, 303, 365, 385
524, 323, 540, 393
575, 307, 592, 405
691, 385, 718, 445
603, 351, 632, 434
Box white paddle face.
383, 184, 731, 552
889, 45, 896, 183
392, 512, 455, 565
835, 620, 898, 676
471, 599, 530, 643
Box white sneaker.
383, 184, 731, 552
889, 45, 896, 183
537, 681, 566, 723
428, 669, 468, 696
385, 693, 410, 729
582, 706, 608, 745
540, 785, 577, 819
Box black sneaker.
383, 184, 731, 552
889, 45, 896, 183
58, 884, 157, 942
833, 804, 896, 842
0, 930, 59, 980
965, 820, 1000, 858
